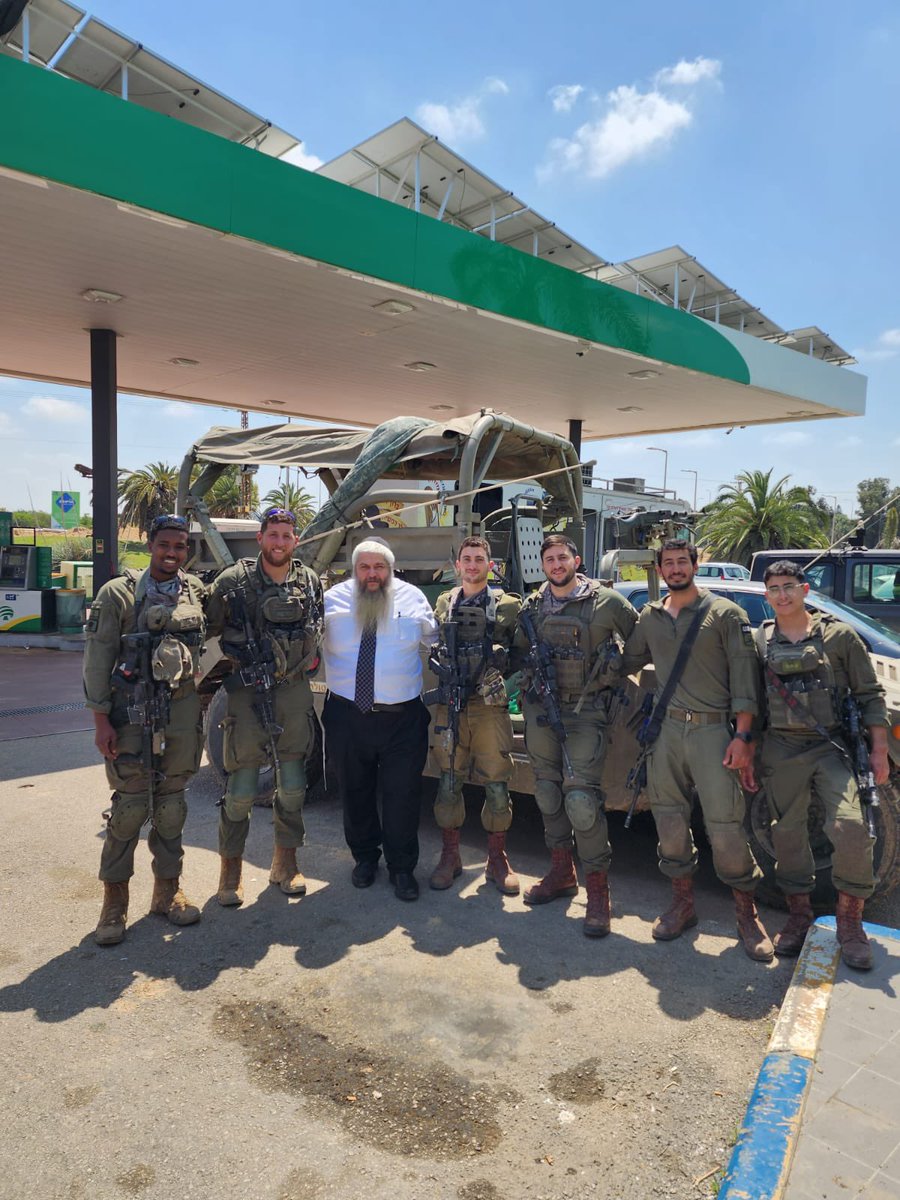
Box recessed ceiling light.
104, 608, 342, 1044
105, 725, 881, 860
169, 357, 200, 367
116, 202, 188, 229
261, 399, 286, 406
82, 288, 124, 304
616, 405, 644, 412
0, 166, 49, 189
372, 299, 416, 315
404, 361, 437, 372
627, 369, 661, 380
430, 404, 454, 411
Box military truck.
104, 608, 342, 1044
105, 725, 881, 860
176, 409, 900, 906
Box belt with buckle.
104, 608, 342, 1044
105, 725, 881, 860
667, 707, 728, 725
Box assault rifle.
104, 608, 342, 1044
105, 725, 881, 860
843, 691, 881, 839
624, 692, 655, 829
519, 607, 575, 780
113, 631, 170, 823
223, 589, 283, 773
422, 621, 472, 794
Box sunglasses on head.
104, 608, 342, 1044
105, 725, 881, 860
261, 506, 297, 528
149, 514, 188, 534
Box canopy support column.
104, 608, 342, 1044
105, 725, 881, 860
90, 328, 118, 590
567, 419, 582, 458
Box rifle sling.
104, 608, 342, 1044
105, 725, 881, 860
763, 666, 849, 759
642, 600, 708, 743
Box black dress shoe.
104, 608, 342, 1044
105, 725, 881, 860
352, 860, 378, 889
389, 870, 419, 902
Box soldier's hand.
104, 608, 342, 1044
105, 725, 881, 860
870, 745, 890, 787
478, 666, 509, 706
93, 713, 118, 760
722, 737, 753, 772
739, 763, 758, 793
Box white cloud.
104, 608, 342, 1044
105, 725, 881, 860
23, 395, 86, 423
851, 327, 900, 362
549, 84, 584, 113
539, 58, 721, 182
416, 77, 510, 145
655, 57, 722, 87
878, 328, 900, 347
159, 402, 197, 420
279, 141, 324, 171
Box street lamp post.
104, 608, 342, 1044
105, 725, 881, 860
682, 469, 699, 509
647, 446, 668, 494
825, 494, 839, 544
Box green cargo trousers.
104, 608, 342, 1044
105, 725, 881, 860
432, 699, 514, 832
648, 717, 761, 891
523, 698, 610, 872
759, 733, 874, 899
99, 691, 203, 883
218, 677, 315, 858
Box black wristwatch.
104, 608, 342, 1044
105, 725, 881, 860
734, 731, 755, 744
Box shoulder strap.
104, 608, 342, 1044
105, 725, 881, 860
650, 599, 709, 727
754, 620, 774, 657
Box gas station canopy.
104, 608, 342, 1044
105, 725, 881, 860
0, 9, 865, 444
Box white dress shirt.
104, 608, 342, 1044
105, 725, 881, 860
323, 577, 438, 704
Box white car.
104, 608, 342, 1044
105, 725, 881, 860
695, 561, 751, 580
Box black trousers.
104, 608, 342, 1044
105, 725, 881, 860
323, 694, 430, 873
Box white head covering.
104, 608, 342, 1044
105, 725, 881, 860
351, 537, 396, 568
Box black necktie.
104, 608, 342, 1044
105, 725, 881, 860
354, 625, 377, 711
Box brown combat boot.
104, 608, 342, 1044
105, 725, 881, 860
835, 892, 873, 971
652, 877, 698, 941
269, 846, 307, 896
584, 871, 611, 938
523, 848, 578, 906
733, 890, 775, 962
773, 893, 815, 958
149, 877, 201, 926
485, 832, 520, 895
429, 829, 463, 890
217, 856, 244, 907
94, 881, 129, 946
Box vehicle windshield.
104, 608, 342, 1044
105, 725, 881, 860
807, 590, 900, 655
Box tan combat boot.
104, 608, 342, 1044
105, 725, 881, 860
269, 846, 307, 896
485, 832, 520, 895
217, 856, 244, 907
95, 881, 129, 946
429, 829, 463, 890
523, 848, 578, 905
733, 890, 774, 962
835, 892, 873, 971
773, 893, 815, 958
584, 871, 611, 938
652, 877, 698, 940
150, 877, 201, 926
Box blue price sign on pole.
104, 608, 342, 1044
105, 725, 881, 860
51, 491, 81, 530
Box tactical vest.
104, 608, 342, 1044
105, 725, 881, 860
441, 586, 501, 679
757, 619, 840, 732
119, 569, 207, 692
528, 582, 621, 703
223, 558, 321, 681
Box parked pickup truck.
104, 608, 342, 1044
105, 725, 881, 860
750, 548, 900, 636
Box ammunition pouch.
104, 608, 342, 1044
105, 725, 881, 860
765, 628, 839, 731
541, 615, 588, 698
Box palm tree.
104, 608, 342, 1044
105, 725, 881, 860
206, 466, 259, 517
261, 480, 317, 528
118, 462, 178, 536
695, 469, 828, 566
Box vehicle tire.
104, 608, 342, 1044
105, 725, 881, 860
203, 685, 326, 808
745, 767, 900, 911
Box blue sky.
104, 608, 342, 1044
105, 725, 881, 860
2, 0, 899, 516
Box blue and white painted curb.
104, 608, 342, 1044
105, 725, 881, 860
720, 917, 900, 1199
718, 919, 840, 1200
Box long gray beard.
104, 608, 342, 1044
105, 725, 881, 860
355, 577, 394, 633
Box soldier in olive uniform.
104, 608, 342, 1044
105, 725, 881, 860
84, 514, 207, 945
429, 536, 522, 895
622, 541, 773, 961
750, 560, 889, 969
515, 535, 637, 937
205, 507, 323, 906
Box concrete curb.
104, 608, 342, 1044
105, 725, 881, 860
719, 916, 900, 1199
0, 632, 84, 651
719, 919, 840, 1200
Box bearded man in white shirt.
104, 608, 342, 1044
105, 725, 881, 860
322, 538, 438, 901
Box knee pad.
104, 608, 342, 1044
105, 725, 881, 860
224, 767, 259, 823
564, 788, 598, 832
483, 781, 511, 812
277, 759, 307, 813
153, 792, 187, 839
534, 779, 563, 816
434, 772, 466, 827
107, 792, 148, 840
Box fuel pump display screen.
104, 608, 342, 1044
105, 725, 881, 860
0, 546, 32, 587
